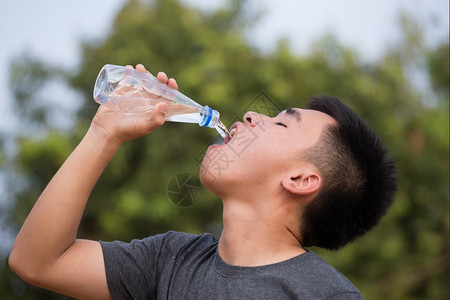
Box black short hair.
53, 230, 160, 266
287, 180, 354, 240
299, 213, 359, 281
300, 95, 397, 250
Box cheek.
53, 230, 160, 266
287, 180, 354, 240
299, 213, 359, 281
199, 127, 289, 184
199, 146, 237, 185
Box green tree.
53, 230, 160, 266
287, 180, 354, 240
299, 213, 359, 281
1, 0, 448, 299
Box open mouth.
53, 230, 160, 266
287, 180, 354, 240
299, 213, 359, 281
223, 123, 238, 144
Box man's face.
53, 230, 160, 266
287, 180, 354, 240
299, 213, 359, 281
200, 108, 335, 194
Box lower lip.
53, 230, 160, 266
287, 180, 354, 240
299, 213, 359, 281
208, 136, 231, 149
209, 140, 227, 149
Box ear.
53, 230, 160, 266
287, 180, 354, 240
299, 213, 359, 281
281, 171, 322, 196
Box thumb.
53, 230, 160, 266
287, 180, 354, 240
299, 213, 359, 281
157, 102, 167, 114
149, 102, 167, 127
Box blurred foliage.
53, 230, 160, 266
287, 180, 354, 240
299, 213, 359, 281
1, 0, 448, 299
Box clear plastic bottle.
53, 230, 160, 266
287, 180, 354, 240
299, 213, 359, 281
93, 64, 230, 139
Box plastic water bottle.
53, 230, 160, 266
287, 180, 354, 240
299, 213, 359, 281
93, 64, 230, 139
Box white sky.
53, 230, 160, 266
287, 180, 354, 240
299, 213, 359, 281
0, 0, 448, 133
247, 0, 448, 57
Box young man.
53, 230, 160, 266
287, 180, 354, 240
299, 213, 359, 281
9, 64, 396, 299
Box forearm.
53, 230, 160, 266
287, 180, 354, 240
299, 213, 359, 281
9, 124, 120, 276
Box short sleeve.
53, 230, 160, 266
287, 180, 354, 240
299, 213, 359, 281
100, 231, 188, 300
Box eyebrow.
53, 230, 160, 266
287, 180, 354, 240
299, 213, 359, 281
281, 108, 301, 121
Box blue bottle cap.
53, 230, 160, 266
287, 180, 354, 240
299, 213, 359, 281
200, 106, 213, 127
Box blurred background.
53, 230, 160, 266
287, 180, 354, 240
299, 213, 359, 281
0, 0, 448, 299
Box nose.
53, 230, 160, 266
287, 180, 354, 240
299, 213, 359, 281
243, 111, 264, 127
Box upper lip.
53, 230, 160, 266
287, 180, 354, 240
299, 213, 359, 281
229, 122, 239, 132
224, 122, 240, 144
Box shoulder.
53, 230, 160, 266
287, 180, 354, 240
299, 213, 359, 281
153, 230, 217, 247
153, 231, 218, 254
295, 251, 362, 298
101, 231, 218, 257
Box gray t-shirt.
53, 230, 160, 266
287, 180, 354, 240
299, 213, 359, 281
100, 231, 363, 299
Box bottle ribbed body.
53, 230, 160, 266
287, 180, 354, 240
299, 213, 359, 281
93, 64, 221, 128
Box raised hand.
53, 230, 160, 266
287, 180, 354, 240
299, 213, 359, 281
91, 64, 178, 145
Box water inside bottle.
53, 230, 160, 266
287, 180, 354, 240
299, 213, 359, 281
214, 120, 231, 140
97, 81, 231, 140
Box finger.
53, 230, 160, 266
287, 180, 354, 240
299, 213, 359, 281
156, 102, 167, 114
156, 72, 169, 84
167, 78, 178, 90
136, 64, 154, 76
135, 64, 145, 71
148, 102, 167, 128
135, 64, 147, 73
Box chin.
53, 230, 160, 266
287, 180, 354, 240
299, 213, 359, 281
199, 161, 231, 198
199, 161, 217, 188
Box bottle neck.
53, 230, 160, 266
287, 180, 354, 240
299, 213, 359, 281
200, 106, 220, 128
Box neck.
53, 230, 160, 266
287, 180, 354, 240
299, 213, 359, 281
218, 197, 306, 267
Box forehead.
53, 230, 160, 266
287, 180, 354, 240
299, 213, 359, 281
278, 108, 335, 126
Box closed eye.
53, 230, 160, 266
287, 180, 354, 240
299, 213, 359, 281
276, 122, 287, 128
